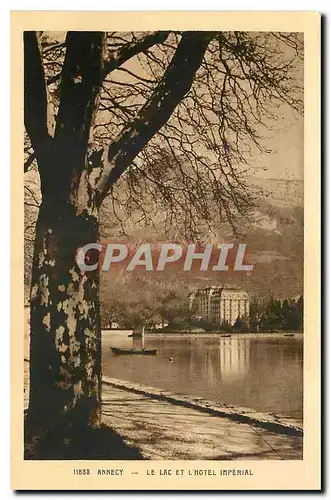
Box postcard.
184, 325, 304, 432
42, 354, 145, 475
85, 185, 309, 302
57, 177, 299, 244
11, 11, 320, 490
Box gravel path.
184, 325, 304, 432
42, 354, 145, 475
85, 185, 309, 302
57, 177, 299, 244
101, 383, 302, 460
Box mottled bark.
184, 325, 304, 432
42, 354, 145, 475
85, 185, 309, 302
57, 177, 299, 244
25, 32, 106, 436
28, 199, 101, 433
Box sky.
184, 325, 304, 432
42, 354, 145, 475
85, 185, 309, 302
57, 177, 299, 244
252, 106, 303, 181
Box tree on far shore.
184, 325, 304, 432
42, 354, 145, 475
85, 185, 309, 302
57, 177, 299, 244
250, 295, 303, 332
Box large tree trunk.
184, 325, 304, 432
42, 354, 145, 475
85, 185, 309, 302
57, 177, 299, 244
24, 31, 106, 446
27, 197, 101, 437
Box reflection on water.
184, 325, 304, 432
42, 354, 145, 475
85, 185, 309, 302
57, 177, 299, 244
102, 332, 303, 420
219, 338, 250, 379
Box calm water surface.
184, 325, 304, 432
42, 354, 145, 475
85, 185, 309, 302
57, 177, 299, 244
102, 332, 303, 420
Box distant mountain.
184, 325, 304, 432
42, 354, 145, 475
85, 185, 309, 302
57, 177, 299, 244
100, 177, 303, 299
247, 176, 303, 208
222, 177, 303, 297
24, 170, 304, 300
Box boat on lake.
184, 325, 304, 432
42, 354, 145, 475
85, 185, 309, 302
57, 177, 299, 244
284, 333, 295, 337
114, 325, 156, 354
111, 347, 157, 355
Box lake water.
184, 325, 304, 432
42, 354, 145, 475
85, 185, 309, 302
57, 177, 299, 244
102, 331, 303, 420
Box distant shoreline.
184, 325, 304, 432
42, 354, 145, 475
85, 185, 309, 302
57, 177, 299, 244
102, 329, 303, 337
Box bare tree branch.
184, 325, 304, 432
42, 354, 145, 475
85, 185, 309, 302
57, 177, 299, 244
96, 31, 213, 200
46, 31, 170, 87
24, 32, 54, 164
24, 152, 36, 172
103, 31, 170, 80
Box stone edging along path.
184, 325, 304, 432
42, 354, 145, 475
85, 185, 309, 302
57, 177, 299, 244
102, 376, 303, 438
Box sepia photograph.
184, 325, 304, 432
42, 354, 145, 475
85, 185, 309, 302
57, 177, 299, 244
11, 10, 320, 491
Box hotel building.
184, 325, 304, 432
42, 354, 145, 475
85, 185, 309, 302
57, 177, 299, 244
190, 285, 249, 326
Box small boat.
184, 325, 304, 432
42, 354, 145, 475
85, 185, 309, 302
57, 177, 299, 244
111, 347, 157, 355
221, 334, 231, 338
284, 333, 295, 337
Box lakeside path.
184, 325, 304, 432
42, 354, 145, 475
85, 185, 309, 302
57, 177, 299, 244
24, 362, 302, 460
101, 381, 302, 460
